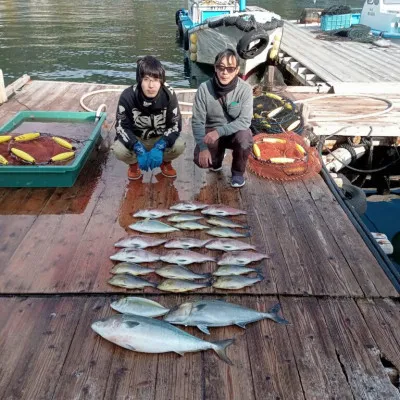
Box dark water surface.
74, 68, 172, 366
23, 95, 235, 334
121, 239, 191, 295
0, 0, 363, 87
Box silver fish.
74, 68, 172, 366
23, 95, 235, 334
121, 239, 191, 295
110, 262, 155, 276
164, 238, 210, 250
110, 249, 160, 263
201, 205, 247, 217
207, 217, 249, 229
157, 279, 211, 293
213, 265, 261, 276
133, 209, 179, 219
205, 238, 256, 252
207, 228, 250, 238
91, 314, 234, 364
129, 219, 180, 234
160, 250, 216, 265
156, 265, 211, 280
114, 235, 167, 249
170, 201, 209, 211
173, 221, 210, 231
167, 214, 203, 222
212, 275, 263, 290
108, 274, 156, 289
111, 297, 170, 317
217, 251, 269, 265
163, 300, 289, 334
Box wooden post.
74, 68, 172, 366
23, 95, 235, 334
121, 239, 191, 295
0, 69, 7, 104
266, 65, 275, 92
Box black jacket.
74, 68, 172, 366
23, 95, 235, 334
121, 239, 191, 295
115, 83, 181, 150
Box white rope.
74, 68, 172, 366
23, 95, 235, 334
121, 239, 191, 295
294, 94, 394, 122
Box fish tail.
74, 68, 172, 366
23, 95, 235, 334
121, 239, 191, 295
266, 303, 290, 325
211, 338, 235, 365
243, 231, 251, 238
256, 273, 264, 280
202, 273, 212, 278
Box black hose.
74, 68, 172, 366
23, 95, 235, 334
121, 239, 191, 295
321, 166, 400, 293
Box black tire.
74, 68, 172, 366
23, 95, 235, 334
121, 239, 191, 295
341, 183, 367, 215
208, 18, 224, 28
183, 30, 190, 51
235, 15, 257, 32
223, 16, 238, 26
237, 30, 269, 59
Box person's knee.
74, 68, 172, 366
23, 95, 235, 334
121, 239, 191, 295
233, 129, 253, 149
111, 140, 134, 164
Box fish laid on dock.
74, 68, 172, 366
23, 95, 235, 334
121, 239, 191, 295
155, 265, 211, 280
170, 201, 209, 211
201, 205, 247, 217
111, 297, 170, 317
108, 274, 156, 289
212, 275, 263, 290
167, 214, 203, 222
217, 251, 269, 265
213, 265, 261, 276
110, 249, 160, 263
173, 221, 210, 230
157, 279, 211, 293
207, 227, 250, 238
164, 237, 210, 250
207, 216, 249, 229
133, 209, 179, 218
205, 238, 256, 251
160, 250, 216, 265
110, 262, 155, 276
91, 314, 234, 364
114, 235, 167, 249
163, 300, 289, 334
129, 219, 180, 234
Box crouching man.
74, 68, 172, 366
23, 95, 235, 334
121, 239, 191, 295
192, 49, 253, 188
112, 56, 185, 180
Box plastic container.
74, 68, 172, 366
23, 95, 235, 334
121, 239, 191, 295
0, 111, 106, 187
321, 14, 352, 31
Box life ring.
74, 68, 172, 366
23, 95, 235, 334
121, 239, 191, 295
237, 30, 269, 59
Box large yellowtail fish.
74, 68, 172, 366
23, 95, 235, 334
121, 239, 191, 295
217, 251, 269, 265
114, 235, 166, 249
91, 314, 234, 364
163, 300, 289, 334
201, 205, 247, 217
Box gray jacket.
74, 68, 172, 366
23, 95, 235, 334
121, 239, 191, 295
192, 78, 253, 151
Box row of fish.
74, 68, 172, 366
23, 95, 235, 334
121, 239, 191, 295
134, 203, 247, 218
110, 248, 268, 265
114, 236, 256, 251
91, 297, 289, 363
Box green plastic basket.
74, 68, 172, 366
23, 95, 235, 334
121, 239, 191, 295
0, 111, 106, 187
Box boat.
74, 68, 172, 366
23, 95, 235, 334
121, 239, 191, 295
175, 0, 283, 81
358, 0, 400, 38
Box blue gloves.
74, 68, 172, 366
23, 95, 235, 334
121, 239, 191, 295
148, 138, 167, 170
133, 141, 149, 171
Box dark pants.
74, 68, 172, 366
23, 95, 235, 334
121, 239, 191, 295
193, 129, 253, 176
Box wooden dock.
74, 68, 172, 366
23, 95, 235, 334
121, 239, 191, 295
280, 21, 400, 88
0, 80, 399, 400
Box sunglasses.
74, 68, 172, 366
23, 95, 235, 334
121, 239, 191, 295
215, 65, 237, 73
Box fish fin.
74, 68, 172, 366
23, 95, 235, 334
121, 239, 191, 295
243, 231, 251, 238
193, 304, 207, 312
125, 344, 136, 351
235, 323, 247, 329
197, 325, 210, 335
256, 273, 264, 280
211, 338, 235, 365
202, 273, 212, 278
266, 303, 290, 325
255, 267, 263, 274
175, 351, 185, 356
124, 321, 140, 329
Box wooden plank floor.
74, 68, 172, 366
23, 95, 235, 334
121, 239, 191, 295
281, 21, 400, 85
0, 80, 399, 399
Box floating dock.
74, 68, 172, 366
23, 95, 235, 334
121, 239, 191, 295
0, 79, 399, 399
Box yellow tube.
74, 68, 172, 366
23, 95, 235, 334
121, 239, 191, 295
253, 143, 261, 158
50, 151, 75, 162
10, 148, 36, 164
14, 132, 40, 142
0, 135, 12, 144
0, 155, 8, 165
262, 138, 286, 144
269, 157, 295, 164
52, 136, 74, 150
295, 143, 306, 155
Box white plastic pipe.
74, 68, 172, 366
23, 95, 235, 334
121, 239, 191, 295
324, 145, 367, 172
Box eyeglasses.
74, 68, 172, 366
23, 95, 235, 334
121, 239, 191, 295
215, 65, 237, 73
